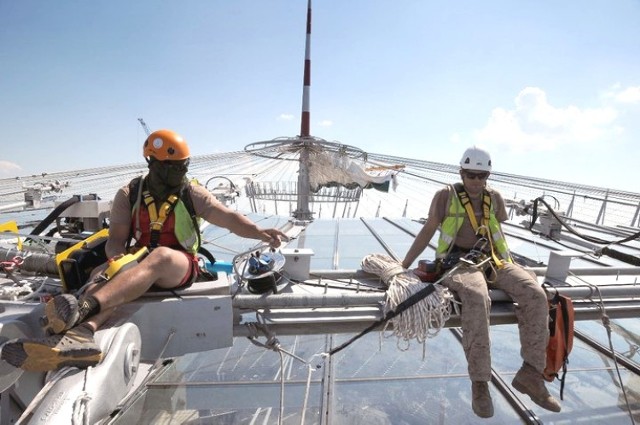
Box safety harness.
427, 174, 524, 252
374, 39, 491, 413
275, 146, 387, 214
452, 183, 511, 269
128, 176, 217, 264
141, 190, 180, 249
129, 176, 196, 251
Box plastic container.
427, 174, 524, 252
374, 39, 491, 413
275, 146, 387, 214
206, 261, 234, 274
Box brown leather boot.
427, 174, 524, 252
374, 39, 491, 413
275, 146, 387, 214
512, 363, 561, 412
472, 381, 494, 418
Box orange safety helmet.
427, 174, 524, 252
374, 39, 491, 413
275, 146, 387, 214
143, 129, 190, 161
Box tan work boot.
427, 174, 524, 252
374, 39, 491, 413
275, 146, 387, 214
1, 324, 102, 372
512, 363, 561, 412
472, 381, 494, 418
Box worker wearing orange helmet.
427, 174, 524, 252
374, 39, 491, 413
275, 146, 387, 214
2, 129, 288, 372
402, 146, 560, 418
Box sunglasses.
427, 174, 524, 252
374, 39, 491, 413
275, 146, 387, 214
463, 170, 490, 180
158, 159, 190, 172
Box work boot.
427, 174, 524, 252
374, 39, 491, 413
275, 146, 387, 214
0, 324, 102, 372
512, 363, 562, 412
41, 294, 80, 335
471, 381, 494, 418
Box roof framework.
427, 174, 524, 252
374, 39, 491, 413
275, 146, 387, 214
2, 148, 640, 424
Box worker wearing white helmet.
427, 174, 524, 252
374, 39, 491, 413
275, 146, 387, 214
402, 146, 560, 418
459, 145, 492, 171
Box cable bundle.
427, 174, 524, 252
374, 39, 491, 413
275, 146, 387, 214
361, 253, 453, 346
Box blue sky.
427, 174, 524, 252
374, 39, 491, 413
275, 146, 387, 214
1, 1, 639, 192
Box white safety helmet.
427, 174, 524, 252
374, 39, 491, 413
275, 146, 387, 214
459, 146, 492, 172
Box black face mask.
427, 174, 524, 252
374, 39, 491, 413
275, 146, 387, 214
146, 158, 189, 200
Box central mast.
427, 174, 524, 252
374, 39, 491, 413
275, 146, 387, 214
294, 0, 313, 221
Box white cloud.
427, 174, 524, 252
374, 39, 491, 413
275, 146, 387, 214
0, 161, 22, 177
278, 114, 294, 121
318, 120, 333, 127
603, 84, 640, 104
614, 86, 640, 104
474, 87, 618, 152
449, 132, 463, 146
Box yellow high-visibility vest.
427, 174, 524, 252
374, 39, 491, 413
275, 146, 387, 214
436, 184, 512, 267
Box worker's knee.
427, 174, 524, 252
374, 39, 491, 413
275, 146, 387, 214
145, 246, 181, 267
448, 271, 490, 312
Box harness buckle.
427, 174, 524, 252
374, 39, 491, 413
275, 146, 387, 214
149, 221, 164, 230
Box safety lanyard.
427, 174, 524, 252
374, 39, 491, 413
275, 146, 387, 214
142, 191, 179, 248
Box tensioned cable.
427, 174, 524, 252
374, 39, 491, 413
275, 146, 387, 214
530, 197, 640, 246
568, 271, 636, 425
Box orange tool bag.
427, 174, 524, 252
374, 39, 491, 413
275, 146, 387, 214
543, 283, 575, 400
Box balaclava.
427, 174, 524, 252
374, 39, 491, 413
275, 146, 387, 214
146, 157, 189, 201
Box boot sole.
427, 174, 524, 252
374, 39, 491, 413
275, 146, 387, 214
1, 340, 102, 372
43, 295, 79, 334
512, 377, 562, 412
472, 400, 494, 418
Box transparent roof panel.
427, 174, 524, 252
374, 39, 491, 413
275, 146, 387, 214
2, 148, 640, 424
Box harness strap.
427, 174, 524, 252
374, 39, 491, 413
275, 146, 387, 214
454, 184, 505, 269
142, 190, 180, 249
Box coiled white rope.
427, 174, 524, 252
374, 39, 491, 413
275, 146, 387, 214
361, 254, 454, 347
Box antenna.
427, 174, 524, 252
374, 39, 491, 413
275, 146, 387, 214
137, 118, 151, 136
300, 0, 312, 138
244, 0, 366, 222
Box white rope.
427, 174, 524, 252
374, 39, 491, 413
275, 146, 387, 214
277, 350, 285, 425
0, 284, 32, 300
71, 391, 92, 425
246, 319, 312, 425
361, 253, 454, 347
299, 363, 315, 425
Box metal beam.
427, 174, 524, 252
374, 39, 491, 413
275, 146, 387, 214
233, 300, 640, 337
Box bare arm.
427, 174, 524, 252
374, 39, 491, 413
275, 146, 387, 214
207, 206, 287, 248
191, 185, 287, 247
105, 222, 131, 258
401, 216, 440, 269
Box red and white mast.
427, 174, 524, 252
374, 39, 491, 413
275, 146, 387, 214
300, 0, 312, 138
295, 0, 313, 220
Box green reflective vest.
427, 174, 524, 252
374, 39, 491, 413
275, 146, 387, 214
171, 200, 200, 255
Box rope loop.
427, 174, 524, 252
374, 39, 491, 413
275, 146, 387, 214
361, 254, 454, 348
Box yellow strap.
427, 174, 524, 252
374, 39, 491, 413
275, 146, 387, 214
486, 230, 505, 269
142, 191, 179, 232
143, 192, 158, 220
458, 191, 484, 235
459, 189, 505, 268
157, 194, 179, 228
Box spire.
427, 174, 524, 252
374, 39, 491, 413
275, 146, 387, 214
294, 0, 313, 220
300, 0, 312, 137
